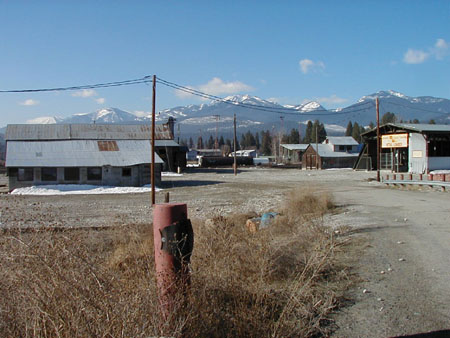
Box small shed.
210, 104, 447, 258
302, 144, 359, 169
358, 123, 450, 174
280, 144, 309, 164
5, 124, 168, 190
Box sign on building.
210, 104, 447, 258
381, 133, 408, 148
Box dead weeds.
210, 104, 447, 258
0, 188, 355, 337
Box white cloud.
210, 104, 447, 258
403, 38, 449, 64
133, 110, 149, 117
175, 77, 253, 99
299, 59, 325, 74
433, 38, 448, 60
403, 49, 429, 64
316, 94, 348, 106
19, 99, 39, 106
95, 97, 105, 104
72, 89, 97, 98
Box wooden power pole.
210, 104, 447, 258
151, 75, 156, 205
233, 113, 237, 175
315, 123, 319, 170
376, 97, 380, 182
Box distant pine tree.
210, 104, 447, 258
345, 121, 353, 136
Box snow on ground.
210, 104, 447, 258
162, 172, 183, 177
11, 184, 162, 195
430, 170, 450, 175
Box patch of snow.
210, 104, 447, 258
430, 170, 450, 175
26, 116, 60, 124
162, 172, 183, 177
11, 184, 162, 195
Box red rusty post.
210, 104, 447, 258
153, 203, 193, 321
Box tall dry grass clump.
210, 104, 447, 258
0, 188, 352, 337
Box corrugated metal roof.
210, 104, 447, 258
324, 136, 359, 146
309, 144, 359, 158
280, 144, 309, 151
362, 123, 450, 137
5, 124, 173, 141
391, 123, 450, 133
155, 139, 180, 147
6, 140, 163, 167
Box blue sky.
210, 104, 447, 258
0, 1, 449, 125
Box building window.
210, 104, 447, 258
339, 145, 345, 151
87, 167, 102, 180
429, 140, 450, 157
64, 167, 80, 181
18, 168, 34, 181
122, 168, 131, 177
42, 167, 57, 181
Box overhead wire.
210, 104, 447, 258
156, 76, 375, 117
380, 100, 450, 116
0, 76, 153, 93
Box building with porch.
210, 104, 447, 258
357, 123, 450, 174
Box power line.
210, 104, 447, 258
0, 76, 153, 93
380, 100, 450, 116
156, 77, 375, 117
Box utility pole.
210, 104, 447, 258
376, 97, 380, 182
315, 123, 319, 170
151, 75, 156, 205
279, 116, 284, 163
233, 113, 237, 175
214, 115, 220, 150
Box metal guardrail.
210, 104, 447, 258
382, 173, 450, 191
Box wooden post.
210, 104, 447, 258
315, 124, 319, 170
233, 113, 237, 175
376, 97, 380, 182
151, 75, 156, 205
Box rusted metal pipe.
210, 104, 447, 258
153, 203, 193, 320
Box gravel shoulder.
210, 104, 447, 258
1, 168, 450, 336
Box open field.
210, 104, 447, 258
1, 168, 450, 336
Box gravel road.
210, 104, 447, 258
1, 168, 449, 337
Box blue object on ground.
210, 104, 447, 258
260, 212, 279, 228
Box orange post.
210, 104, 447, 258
153, 203, 193, 320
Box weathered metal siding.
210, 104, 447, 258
5, 124, 173, 141
6, 140, 163, 167
408, 133, 427, 174
7, 164, 162, 191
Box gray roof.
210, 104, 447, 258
6, 140, 163, 167
155, 139, 180, 147
309, 144, 359, 158
5, 124, 173, 141
280, 144, 309, 151
388, 123, 450, 133
324, 136, 358, 146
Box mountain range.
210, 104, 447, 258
2, 90, 450, 139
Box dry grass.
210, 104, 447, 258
0, 189, 354, 337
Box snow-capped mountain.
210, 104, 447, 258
26, 116, 63, 124
62, 107, 143, 124
353, 90, 450, 125
8, 91, 450, 138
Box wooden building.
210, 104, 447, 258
5, 124, 173, 191
357, 123, 450, 174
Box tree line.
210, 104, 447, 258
179, 112, 435, 155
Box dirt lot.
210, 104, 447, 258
1, 168, 450, 337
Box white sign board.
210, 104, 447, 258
382, 133, 408, 148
